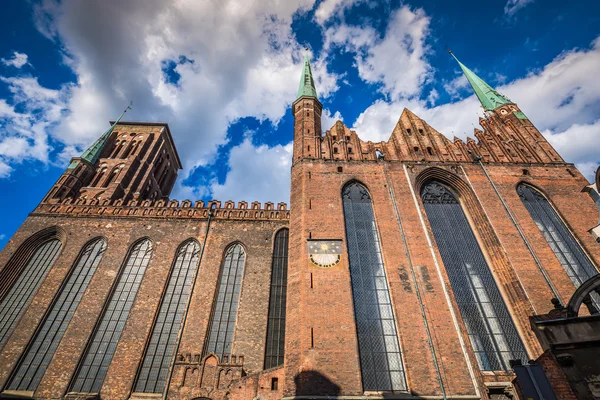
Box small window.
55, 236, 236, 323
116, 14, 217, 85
522, 169, 530, 176
414, 146, 420, 153
406, 128, 412, 135
333, 147, 338, 154
337, 166, 343, 173
419, 129, 424, 135
427, 147, 433, 155
308, 146, 310, 152
332, 135, 337, 141
271, 377, 279, 391
345, 136, 350, 141
348, 147, 353, 154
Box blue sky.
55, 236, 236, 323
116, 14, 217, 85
0, 0, 599, 249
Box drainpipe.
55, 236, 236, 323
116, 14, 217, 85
469, 153, 562, 303
162, 205, 215, 400
382, 161, 448, 400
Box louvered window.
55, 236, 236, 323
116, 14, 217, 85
7, 238, 106, 391
204, 243, 245, 357
342, 182, 406, 392
134, 240, 201, 393
422, 181, 527, 370
0, 239, 62, 349
518, 184, 598, 289
71, 239, 152, 393
264, 229, 288, 369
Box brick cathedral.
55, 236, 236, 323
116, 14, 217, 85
0, 52, 598, 400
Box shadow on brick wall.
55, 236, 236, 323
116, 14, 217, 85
294, 370, 341, 396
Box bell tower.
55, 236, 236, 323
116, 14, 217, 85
292, 51, 322, 162
44, 105, 182, 204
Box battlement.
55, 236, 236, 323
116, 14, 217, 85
35, 197, 290, 221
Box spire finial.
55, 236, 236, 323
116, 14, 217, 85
449, 52, 513, 112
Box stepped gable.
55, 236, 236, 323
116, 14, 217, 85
319, 107, 565, 165
34, 197, 289, 221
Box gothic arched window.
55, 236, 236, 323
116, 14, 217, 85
7, 238, 106, 391
204, 243, 246, 357
342, 181, 406, 392
134, 239, 201, 394
71, 239, 152, 393
0, 239, 62, 349
517, 184, 598, 288
264, 229, 289, 369
421, 181, 527, 371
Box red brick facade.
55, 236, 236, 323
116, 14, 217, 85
0, 85, 599, 400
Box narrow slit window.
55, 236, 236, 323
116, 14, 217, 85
7, 238, 106, 391
342, 182, 406, 391
0, 239, 62, 349
134, 240, 201, 393
421, 181, 527, 370
264, 229, 289, 369
70, 239, 153, 393
203, 243, 246, 357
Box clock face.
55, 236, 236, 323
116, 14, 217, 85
308, 240, 342, 268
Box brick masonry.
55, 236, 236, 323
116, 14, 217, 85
0, 95, 598, 400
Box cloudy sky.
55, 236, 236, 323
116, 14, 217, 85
0, 0, 599, 248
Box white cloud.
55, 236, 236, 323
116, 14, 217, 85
322, 108, 343, 131
1, 51, 30, 69
352, 36, 600, 182
314, 0, 359, 25
324, 5, 431, 100
0, 0, 342, 204
504, 0, 535, 16
210, 138, 293, 204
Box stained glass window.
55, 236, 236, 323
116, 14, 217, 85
517, 184, 598, 289
7, 238, 106, 391
204, 243, 245, 357
71, 239, 152, 393
264, 229, 288, 369
134, 240, 201, 393
0, 239, 62, 349
422, 181, 527, 371
342, 181, 406, 392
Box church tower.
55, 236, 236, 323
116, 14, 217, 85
292, 51, 322, 162
44, 106, 181, 204
451, 52, 564, 163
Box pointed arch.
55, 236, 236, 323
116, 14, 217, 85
421, 180, 527, 370
203, 242, 246, 358
517, 183, 598, 289
134, 238, 201, 394
71, 238, 153, 393
0, 227, 65, 349
7, 237, 107, 391
342, 181, 406, 391
264, 228, 289, 369
103, 167, 120, 187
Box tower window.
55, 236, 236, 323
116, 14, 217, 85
427, 147, 433, 155
414, 146, 420, 153
346, 136, 350, 141
406, 128, 412, 135
333, 147, 338, 154
271, 378, 279, 391
337, 166, 343, 173
418, 129, 424, 135
348, 147, 353, 154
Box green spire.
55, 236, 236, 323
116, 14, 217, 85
297, 49, 318, 100
450, 51, 513, 112
68, 102, 132, 169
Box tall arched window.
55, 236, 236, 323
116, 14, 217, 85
421, 181, 527, 371
517, 184, 598, 288
204, 243, 246, 357
0, 239, 62, 349
71, 239, 152, 393
134, 240, 201, 394
264, 229, 288, 369
91, 168, 106, 187
7, 238, 106, 391
342, 181, 406, 392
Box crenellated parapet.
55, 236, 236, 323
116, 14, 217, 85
34, 197, 290, 221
